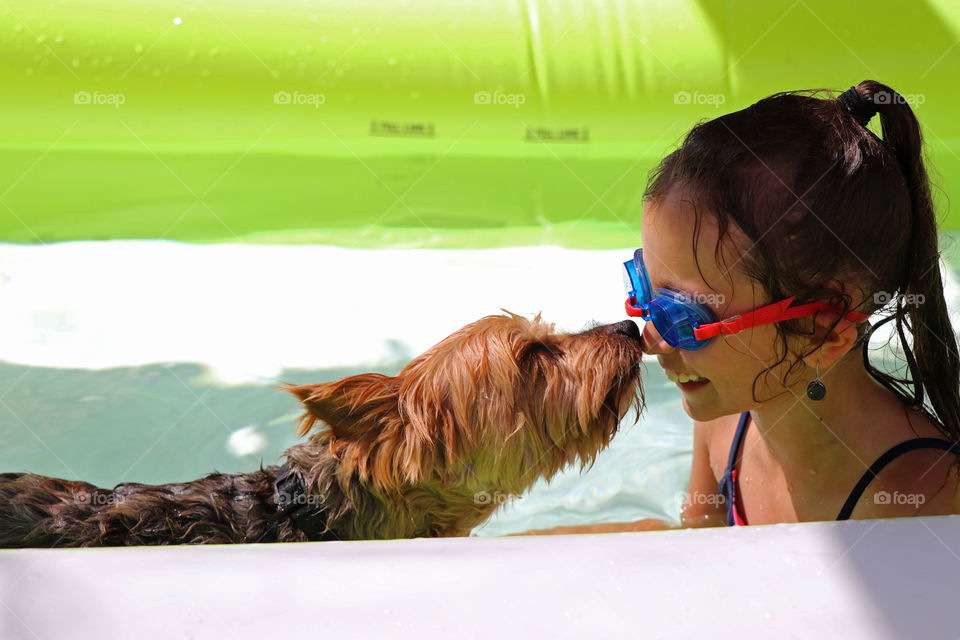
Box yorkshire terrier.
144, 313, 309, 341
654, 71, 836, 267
0, 313, 643, 546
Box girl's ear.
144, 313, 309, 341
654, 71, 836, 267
801, 312, 863, 369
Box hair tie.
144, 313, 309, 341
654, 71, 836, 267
838, 86, 878, 126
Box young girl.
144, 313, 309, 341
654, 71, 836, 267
529, 80, 960, 533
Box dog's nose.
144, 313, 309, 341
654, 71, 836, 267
611, 320, 641, 341
581, 320, 643, 348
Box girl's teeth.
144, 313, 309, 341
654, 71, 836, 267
674, 372, 707, 383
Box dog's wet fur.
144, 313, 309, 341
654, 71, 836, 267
0, 313, 644, 547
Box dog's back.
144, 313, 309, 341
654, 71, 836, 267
0, 469, 297, 547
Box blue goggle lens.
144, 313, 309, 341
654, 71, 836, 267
622, 249, 717, 351
647, 291, 717, 351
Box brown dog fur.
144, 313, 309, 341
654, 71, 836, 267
0, 313, 643, 546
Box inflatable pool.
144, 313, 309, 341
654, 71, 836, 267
2, 0, 960, 246
2, 0, 960, 637
4, 516, 960, 639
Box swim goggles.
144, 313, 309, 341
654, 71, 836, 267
622, 248, 870, 351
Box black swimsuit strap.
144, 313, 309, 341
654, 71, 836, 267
836, 438, 960, 520
726, 412, 751, 470
717, 412, 751, 526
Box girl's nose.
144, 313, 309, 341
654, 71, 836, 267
641, 321, 676, 355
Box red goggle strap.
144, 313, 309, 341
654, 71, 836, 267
693, 297, 871, 340
625, 298, 646, 318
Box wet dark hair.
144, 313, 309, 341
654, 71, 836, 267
643, 80, 960, 440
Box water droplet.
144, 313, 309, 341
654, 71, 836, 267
134, 43, 144, 54
309, 14, 318, 23
319, 34, 328, 43
13, 23, 22, 33
55, 35, 63, 44
36, 34, 47, 43
387, 57, 396, 66
71, 58, 79, 68
303, 44, 314, 54
173, 16, 182, 25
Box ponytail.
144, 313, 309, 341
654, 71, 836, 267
855, 81, 960, 439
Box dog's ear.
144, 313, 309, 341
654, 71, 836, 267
283, 374, 398, 438
282, 375, 433, 489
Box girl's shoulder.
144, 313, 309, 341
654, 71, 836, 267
847, 411, 960, 519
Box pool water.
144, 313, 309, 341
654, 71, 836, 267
1, 237, 958, 536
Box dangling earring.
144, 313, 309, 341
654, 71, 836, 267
806, 359, 826, 401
